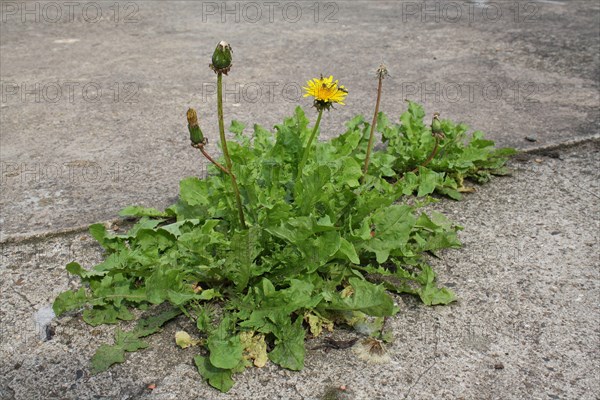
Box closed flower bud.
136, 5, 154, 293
210, 41, 233, 74
431, 112, 443, 138
187, 108, 204, 145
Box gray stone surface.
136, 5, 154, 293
1, 0, 599, 239
1, 141, 598, 399
1, 1, 599, 399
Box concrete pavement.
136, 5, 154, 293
1, 0, 598, 239
0, 1, 598, 399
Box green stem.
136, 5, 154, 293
217, 73, 233, 171
362, 76, 383, 183
217, 72, 246, 229
409, 135, 440, 173
197, 145, 230, 176
297, 108, 324, 176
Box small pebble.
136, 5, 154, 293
494, 362, 505, 370
525, 136, 537, 142
535, 159, 543, 163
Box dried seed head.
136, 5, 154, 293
353, 337, 391, 364
376, 64, 388, 79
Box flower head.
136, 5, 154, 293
376, 63, 388, 80
352, 337, 391, 364
210, 41, 233, 75
187, 107, 205, 145
431, 112, 444, 138
303, 75, 348, 111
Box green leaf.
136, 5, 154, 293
115, 329, 150, 352
194, 355, 235, 393
226, 226, 263, 290
362, 205, 416, 263
197, 289, 221, 301
293, 165, 331, 215
268, 317, 305, 371
88, 223, 121, 251
83, 304, 134, 326
335, 237, 360, 264
119, 205, 169, 218
416, 266, 456, 305
66, 262, 107, 279
90, 307, 181, 374
91, 344, 127, 374
239, 279, 318, 332
145, 264, 195, 305
135, 307, 182, 334
230, 120, 245, 135
325, 278, 398, 317
159, 219, 200, 238
336, 157, 362, 187
90, 331, 149, 374
419, 285, 456, 305
208, 317, 243, 370
180, 177, 210, 206
53, 288, 88, 316
416, 167, 440, 197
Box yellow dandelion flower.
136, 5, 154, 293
303, 75, 348, 110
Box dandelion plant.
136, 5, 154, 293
53, 41, 515, 392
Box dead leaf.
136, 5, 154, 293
240, 331, 268, 368
175, 331, 201, 349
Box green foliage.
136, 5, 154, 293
53, 103, 514, 392
90, 307, 181, 374
377, 101, 517, 199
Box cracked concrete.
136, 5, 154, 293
1, 0, 599, 239
1, 141, 598, 399
1, 0, 599, 399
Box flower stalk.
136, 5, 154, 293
189, 104, 246, 229
297, 108, 323, 176
298, 75, 347, 177
188, 41, 246, 229
362, 64, 387, 183
214, 46, 246, 229
217, 72, 234, 173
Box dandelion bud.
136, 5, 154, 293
210, 41, 233, 74
187, 108, 204, 145
431, 112, 443, 138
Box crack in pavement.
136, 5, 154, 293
403, 318, 440, 400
